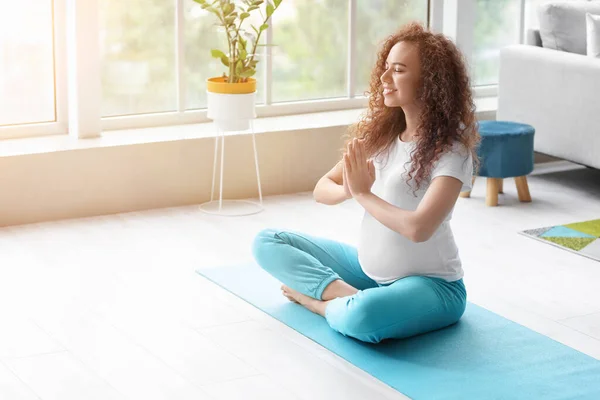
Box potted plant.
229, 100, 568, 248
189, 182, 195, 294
194, 0, 283, 131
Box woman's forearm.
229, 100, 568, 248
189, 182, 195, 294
354, 192, 423, 242
313, 178, 350, 205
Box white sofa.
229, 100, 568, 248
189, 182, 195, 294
497, 2, 600, 170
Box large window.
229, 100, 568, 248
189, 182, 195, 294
3, 0, 549, 139
0, 0, 56, 126
98, 0, 429, 122
99, 0, 266, 115
472, 0, 521, 87
272, 0, 348, 102
100, 0, 178, 117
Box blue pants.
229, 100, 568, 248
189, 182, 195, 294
252, 228, 467, 343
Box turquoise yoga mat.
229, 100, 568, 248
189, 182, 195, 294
196, 264, 600, 400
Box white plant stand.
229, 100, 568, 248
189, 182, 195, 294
199, 91, 264, 216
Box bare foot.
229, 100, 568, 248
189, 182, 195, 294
281, 284, 299, 304
281, 285, 328, 317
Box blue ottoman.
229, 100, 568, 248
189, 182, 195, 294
460, 120, 535, 206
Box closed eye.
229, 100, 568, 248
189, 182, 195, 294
385, 63, 405, 73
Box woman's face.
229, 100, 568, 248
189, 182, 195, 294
380, 41, 421, 108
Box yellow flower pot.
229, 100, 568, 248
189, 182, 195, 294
206, 77, 257, 94
206, 77, 257, 132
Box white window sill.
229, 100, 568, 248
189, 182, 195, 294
0, 96, 497, 158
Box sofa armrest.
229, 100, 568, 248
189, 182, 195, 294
497, 45, 600, 169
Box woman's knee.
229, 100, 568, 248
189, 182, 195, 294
251, 228, 279, 261
326, 295, 383, 343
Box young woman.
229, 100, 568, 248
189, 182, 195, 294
252, 23, 480, 343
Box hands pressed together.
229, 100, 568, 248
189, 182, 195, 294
343, 138, 376, 198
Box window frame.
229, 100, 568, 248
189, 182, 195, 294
0, 0, 68, 140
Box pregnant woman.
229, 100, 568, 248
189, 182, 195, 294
252, 22, 479, 343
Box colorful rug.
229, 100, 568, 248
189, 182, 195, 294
520, 218, 600, 261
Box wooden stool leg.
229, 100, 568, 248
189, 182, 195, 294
459, 176, 476, 198
498, 179, 503, 194
486, 178, 500, 206
515, 176, 532, 202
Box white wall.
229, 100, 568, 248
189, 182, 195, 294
0, 125, 346, 226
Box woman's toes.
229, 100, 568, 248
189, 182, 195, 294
281, 286, 298, 303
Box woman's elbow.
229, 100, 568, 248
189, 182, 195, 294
313, 186, 327, 204
313, 188, 330, 205
312, 190, 321, 203
312, 181, 323, 203
409, 225, 432, 243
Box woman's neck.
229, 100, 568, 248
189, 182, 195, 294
400, 104, 421, 142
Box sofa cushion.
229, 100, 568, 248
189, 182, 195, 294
587, 12, 600, 57
538, 1, 600, 54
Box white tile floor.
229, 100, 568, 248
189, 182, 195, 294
1, 165, 599, 400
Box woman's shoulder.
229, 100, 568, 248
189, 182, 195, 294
443, 141, 472, 159
432, 141, 473, 172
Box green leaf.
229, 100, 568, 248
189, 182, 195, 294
220, 56, 229, 67
252, 0, 264, 5
205, 6, 219, 15
193, 0, 208, 5
235, 60, 244, 76
239, 68, 256, 78
214, 50, 228, 67
247, 5, 259, 12
240, 12, 250, 20
211, 49, 226, 59
266, 3, 274, 19
273, 0, 282, 7
223, 3, 235, 15
259, 23, 269, 32
240, 47, 247, 61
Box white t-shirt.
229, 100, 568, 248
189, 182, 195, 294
357, 135, 473, 284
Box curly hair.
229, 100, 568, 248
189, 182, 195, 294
343, 22, 480, 192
